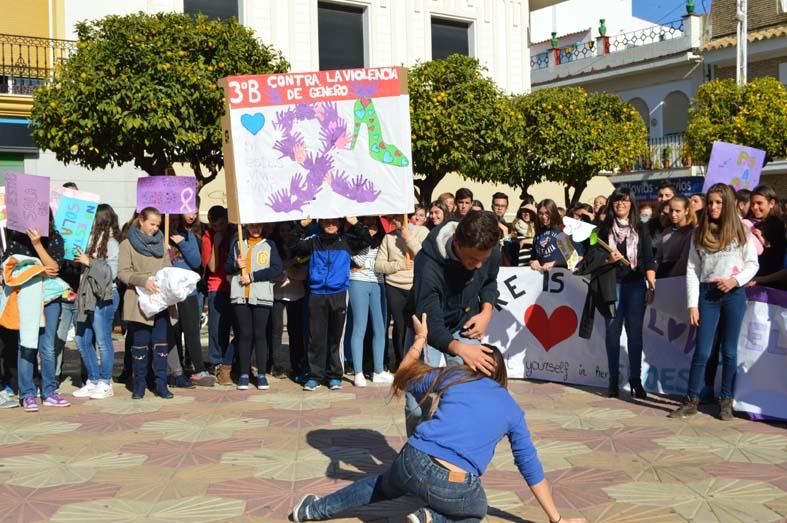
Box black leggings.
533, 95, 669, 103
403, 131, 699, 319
233, 304, 271, 377
385, 285, 409, 371
270, 299, 305, 375
172, 294, 204, 372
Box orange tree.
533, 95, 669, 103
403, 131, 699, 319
510, 87, 648, 208
31, 12, 288, 189
686, 77, 787, 164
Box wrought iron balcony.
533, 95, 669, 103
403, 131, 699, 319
0, 33, 76, 95
608, 18, 685, 52
530, 18, 687, 70
632, 133, 689, 171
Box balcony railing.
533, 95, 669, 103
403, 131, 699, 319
531, 18, 686, 70
608, 18, 685, 52
632, 133, 688, 171
0, 33, 76, 95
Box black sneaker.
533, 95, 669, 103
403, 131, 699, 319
291, 493, 319, 522
171, 374, 196, 389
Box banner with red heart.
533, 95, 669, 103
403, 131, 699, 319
524, 304, 578, 351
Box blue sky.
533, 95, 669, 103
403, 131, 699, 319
633, 0, 711, 23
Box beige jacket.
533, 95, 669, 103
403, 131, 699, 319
117, 239, 177, 326
374, 225, 429, 290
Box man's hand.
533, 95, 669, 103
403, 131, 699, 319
462, 308, 492, 339
452, 342, 495, 376
300, 217, 312, 228
346, 216, 358, 225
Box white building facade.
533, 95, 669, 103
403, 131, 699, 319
14, 0, 567, 220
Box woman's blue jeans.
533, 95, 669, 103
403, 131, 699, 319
76, 288, 119, 384
686, 284, 745, 400
349, 280, 386, 374
604, 280, 646, 382
306, 444, 487, 522
18, 300, 61, 400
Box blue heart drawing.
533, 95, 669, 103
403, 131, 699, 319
355, 109, 366, 119
241, 113, 265, 135
383, 150, 393, 163
371, 144, 380, 153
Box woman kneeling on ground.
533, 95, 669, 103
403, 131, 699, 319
291, 314, 585, 523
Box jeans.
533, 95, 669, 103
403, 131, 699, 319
55, 300, 77, 377
307, 444, 487, 522
18, 300, 61, 400
207, 291, 233, 366
687, 284, 746, 400
76, 289, 119, 384
404, 330, 477, 436
349, 280, 386, 375
604, 280, 646, 383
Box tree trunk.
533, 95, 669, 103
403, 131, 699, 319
518, 186, 531, 203
414, 172, 446, 206
563, 186, 572, 209
568, 182, 587, 208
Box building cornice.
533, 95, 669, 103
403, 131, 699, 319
0, 95, 33, 118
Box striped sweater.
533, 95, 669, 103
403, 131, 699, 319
350, 247, 383, 284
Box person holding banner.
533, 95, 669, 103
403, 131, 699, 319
117, 207, 177, 400
670, 184, 759, 421
288, 216, 372, 391
2, 217, 69, 411
291, 314, 585, 523
597, 188, 656, 399
72, 204, 120, 400
531, 199, 581, 272
225, 223, 283, 391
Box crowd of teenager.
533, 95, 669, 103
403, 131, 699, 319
0, 181, 783, 422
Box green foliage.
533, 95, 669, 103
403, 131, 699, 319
408, 55, 503, 204
686, 77, 787, 164
31, 12, 288, 188
514, 87, 648, 207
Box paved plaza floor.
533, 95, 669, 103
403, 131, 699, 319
0, 344, 786, 523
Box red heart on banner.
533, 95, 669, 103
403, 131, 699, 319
524, 304, 578, 351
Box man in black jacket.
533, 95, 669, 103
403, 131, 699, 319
408, 210, 501, 373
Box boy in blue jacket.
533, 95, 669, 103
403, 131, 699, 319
288, 216, 371, 391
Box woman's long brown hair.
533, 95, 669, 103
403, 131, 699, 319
391, 345, 508, 412
87, 204, 120, 259
694, 183, 747, 253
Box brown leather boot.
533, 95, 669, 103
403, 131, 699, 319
668, 398, 699, 418
719, 398, 734, 421
216, 364, 233, 386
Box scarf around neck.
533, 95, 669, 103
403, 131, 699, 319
127, 224, 164, 258
609, 218, 639, 269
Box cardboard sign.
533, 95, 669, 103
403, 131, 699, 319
702, 141, 765, 193
54, 190, 100, 260
219, 66, 415, 223
136, 176, 197, 214
4, 172, 50, 236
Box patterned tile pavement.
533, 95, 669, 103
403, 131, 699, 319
0, 345, 785, 522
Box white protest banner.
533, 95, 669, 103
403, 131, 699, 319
219, 67, 414, 224
487, 268, 787, 420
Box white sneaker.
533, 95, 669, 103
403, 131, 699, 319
372, 371, 394, 384
89, 382, 113, 400
72, 380, 97, 398
353, 373, 368, 387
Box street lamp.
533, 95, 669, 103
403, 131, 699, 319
736, 0, 747, 86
